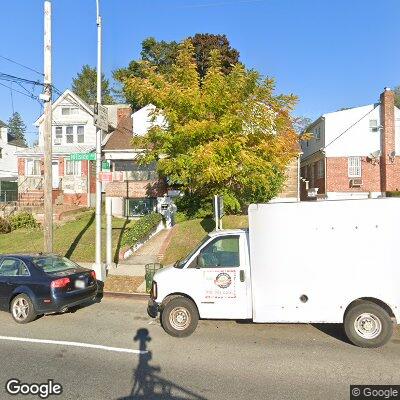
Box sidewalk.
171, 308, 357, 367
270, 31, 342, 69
77, 228, 174, 294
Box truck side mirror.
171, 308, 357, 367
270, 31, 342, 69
196, 255, 205, 269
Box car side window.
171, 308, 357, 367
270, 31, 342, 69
0, 259, 30, 277
198, 236, 240, 268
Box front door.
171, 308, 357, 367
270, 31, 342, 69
52, 160, 59, 189
189, 234, 251, 320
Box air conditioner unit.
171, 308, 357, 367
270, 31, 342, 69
350, 178, 363, 187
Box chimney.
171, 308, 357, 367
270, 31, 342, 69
117, 106, 132, 127
380, 87, 396, 192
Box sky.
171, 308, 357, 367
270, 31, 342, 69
0, 0, 399, 145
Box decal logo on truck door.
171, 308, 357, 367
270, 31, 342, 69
214, 273, 232, 289
204, 269, 237, 299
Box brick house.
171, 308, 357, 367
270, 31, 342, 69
103, 105, 167, 217
16, 90, 126, 206
300, 88, 400, 200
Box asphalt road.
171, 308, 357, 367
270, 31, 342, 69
0, 296, 399, 400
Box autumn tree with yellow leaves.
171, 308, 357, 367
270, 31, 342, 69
121, 41, 299, 216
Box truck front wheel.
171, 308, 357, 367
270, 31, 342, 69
161, 297, 199, 337
344, 302, 393, 348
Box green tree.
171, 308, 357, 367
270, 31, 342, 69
7, 112, 27, 145
189, 33, 240, 79
394, 86, 400, 109
124, 41, 298, 216
72, 65, 115, 105
114, 34, 240, 109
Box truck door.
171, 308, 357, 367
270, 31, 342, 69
190, 234, 252, 319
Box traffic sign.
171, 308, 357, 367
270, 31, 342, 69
70, 153, 96, 161
102, 160, 111, 172
99, 172, 113, 182
94, 103, 108, 131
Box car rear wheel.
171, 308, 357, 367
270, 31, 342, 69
344, 301, 393, 348
11, 294, 37, 324
161, 297, 199, 337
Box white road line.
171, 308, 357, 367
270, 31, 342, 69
0, 335, 147, 355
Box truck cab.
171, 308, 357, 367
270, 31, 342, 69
148, 229, 253, 334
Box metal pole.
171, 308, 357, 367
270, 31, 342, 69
106, 197, 112, 269
94, 0, 103, 277
43, 1, 53, 253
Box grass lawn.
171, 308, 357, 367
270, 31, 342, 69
0, 211, 129, 263
162, 215, 248, 265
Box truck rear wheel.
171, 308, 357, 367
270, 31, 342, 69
161, 297, 199, 337
344, 302, 393, 348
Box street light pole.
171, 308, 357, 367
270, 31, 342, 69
43, 0, 53, 253
94, 0, 103, 277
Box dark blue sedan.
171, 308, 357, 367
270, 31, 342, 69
0, 254, 98, 323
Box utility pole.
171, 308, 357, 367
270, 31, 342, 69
94, 0, 104, 279
43, 0, 53, 253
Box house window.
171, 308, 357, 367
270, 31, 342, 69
26, 159, 41, 176
54, 126, 62, 145
0, 147, 2, 159
348, 156, 362, 177
65, 160, 81, 176
77, 125, 84, 143
369, 119, 379, 133
315, 127, 321, 141
317, 159, 324, 179
61, 107, 79, 116
66, 126, 74, 143
125, 198, 156, 217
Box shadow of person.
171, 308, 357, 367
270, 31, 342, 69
130, 328, 164, 398
119, 328, 208, 400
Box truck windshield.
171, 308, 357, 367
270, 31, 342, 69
174, 235, 210, 269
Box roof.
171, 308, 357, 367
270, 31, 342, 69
103, 109, 134, 151
16, 144, 94, 156
7, 136, 27, 148
34, 89, 129, 131
208, 229, 246, 237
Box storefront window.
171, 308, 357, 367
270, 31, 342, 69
126, 198, 156, 216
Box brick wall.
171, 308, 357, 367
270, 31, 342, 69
18, 158, 25, 175
380, 88, 397, 191
326, 157, 381, 192
278, 157, 299, 199
105, 179, 167, 198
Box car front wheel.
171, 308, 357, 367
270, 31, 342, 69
11, 294, 37, 324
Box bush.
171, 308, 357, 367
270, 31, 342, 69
9, 211, 39, 230
121, 213, 163, 247
386, 191, 400, 197
0, 217, 11, 234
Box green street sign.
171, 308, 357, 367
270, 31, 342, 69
102, 160, 111, 171
69, 153, 96, 161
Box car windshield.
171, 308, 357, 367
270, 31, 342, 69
174, 235, 210, 269
32, 255, 79, 274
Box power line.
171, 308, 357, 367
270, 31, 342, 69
301, 104, 380, 161
0, 81, 39, 101
0, 54, 43, 77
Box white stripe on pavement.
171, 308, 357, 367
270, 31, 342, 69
0, 335, 147, 355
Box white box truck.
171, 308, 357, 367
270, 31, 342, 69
147, 199, 400, 348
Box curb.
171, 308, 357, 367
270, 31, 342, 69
102, 291, 149, 300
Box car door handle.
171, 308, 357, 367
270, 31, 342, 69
240, 270, 245, 282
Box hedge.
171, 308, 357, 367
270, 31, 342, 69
0, 217, 11, 234
8, 211, 39, 230
386, 191, 400, 198
121, 213, 163, 247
